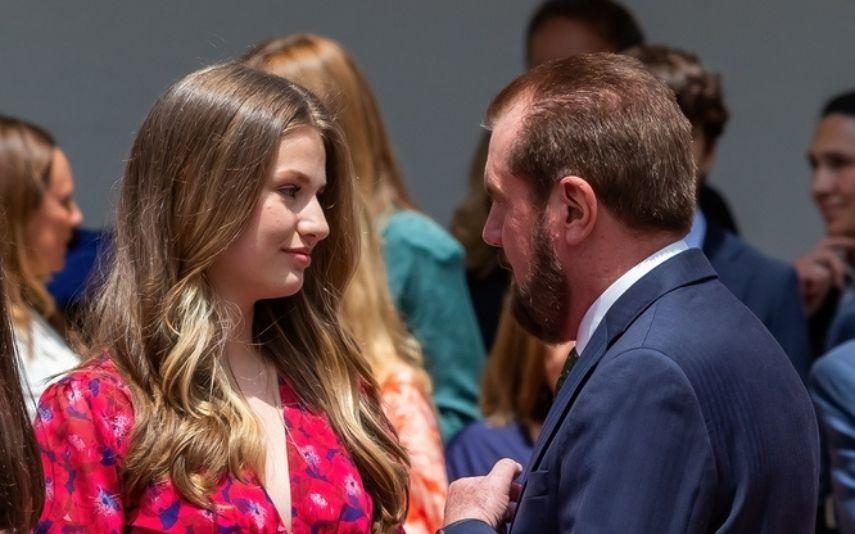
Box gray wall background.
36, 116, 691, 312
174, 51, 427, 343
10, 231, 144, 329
2, 1, 854, 262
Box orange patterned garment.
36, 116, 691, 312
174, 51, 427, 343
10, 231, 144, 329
380, 363, 448, 534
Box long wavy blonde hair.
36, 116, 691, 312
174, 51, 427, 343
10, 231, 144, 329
84, 63, 408, 530
243, 34, 415, 219
341, 200, 431, 393
0, 116, 60, 329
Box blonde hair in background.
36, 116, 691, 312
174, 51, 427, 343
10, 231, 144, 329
341, 198, 431, 395
84, 63, 408, 531
450, 132, 497, 279
0, 116, 59, 330
481, 294, 553, 427
243, 34, 415, 219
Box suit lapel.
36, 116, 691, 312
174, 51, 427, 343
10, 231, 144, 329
524, 249, 718, 473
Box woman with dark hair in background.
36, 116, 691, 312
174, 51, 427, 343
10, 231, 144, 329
244, 34, 486, 448
34, 63, 409, 532
0, 258, 44, 531
0, 116, 83, 416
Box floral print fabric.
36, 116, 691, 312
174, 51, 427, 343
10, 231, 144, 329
33, 357, 374, 533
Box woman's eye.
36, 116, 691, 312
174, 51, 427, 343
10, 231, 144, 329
279, 186, 300, 199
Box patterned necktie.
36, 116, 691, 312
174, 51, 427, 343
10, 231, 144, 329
555, 347, 580, 392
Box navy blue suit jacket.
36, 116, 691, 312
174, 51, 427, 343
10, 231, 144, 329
703, 223, 812, 378
445, 249, 819, 533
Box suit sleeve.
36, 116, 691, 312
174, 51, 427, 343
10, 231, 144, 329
552, 349, 716, 533
764, 267, 813, 380
810, 343, 855, 533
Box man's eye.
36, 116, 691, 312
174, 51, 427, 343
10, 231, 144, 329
279, 186, 300, 199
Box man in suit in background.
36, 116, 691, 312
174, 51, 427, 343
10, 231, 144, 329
626, 44, 812, 379
440, 54, 819, 533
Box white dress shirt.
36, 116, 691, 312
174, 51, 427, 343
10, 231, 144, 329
575, 240, 689, 355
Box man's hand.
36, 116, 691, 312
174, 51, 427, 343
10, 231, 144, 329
443, 458, 523, 528
794, 237, 855, 314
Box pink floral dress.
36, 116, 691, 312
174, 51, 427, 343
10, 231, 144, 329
33, 357, 374, 533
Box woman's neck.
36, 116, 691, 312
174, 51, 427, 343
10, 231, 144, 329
224, 301, 272, 392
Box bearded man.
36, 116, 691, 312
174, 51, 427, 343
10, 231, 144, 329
440, 53, 819, 534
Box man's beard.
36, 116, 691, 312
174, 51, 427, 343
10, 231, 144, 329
510, 220, 570, 343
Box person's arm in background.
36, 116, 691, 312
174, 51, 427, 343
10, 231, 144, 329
381, 367, 448, 534
810, 342, 855, 533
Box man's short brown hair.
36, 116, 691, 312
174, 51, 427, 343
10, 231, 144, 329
486, 53, 696, 234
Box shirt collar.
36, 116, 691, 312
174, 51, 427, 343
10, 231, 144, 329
683, 209, 707, 250
575, 240, 689, 355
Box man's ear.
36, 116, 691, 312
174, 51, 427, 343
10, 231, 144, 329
556, 175, 597, 246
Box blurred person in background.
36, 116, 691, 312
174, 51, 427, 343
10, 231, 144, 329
525, 0, 644, 66
339, 201, 447, 534
0, 257, 44, 531
797, 91, 855, 355
803, 89, 855, 534
811, 338, 855, 533
445, 295, 571, 481
34, 63, 409, 532
0, 116, 83, 416
47, 227, 109, 329
244, 34, 486, 445
626, 44, 812, 380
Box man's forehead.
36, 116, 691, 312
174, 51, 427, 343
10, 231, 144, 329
486, 99, 530, 176
490, 97, 530, 143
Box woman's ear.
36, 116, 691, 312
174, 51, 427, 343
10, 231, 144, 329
557, 176, 597, 246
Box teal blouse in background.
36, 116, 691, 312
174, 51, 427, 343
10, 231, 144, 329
380, 209, 486, 443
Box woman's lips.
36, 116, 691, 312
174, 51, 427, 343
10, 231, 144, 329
284, 248, 312, 267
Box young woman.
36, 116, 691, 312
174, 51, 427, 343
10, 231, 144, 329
0, 259, 44, 531
243, 34, 486, 445
0, 116, 83, 416
34, 63, 408, 532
